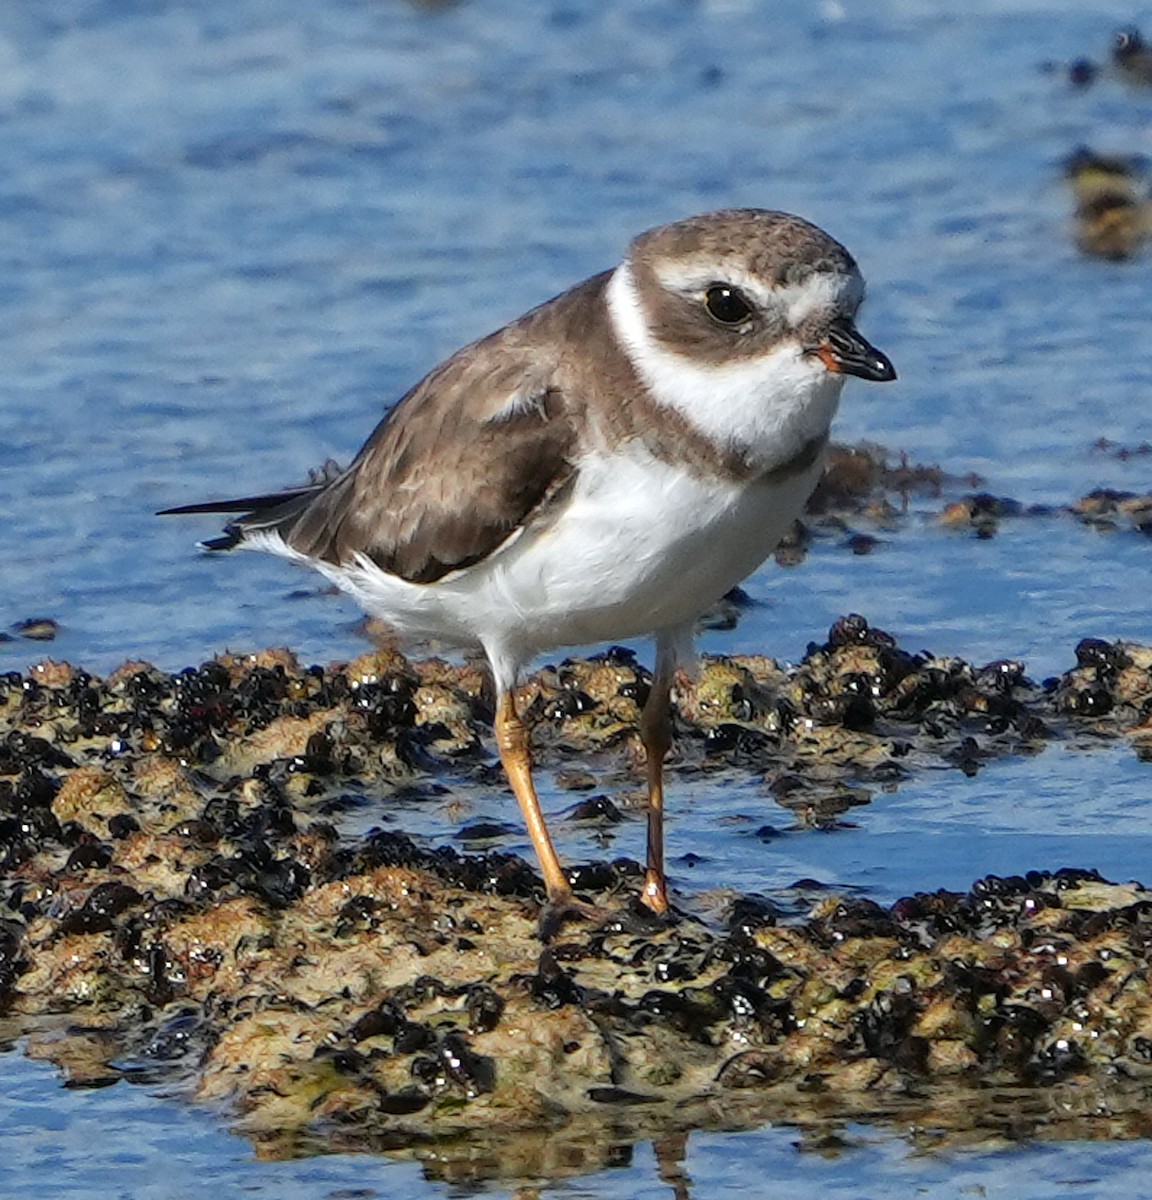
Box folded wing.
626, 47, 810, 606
161, 316, 581, 584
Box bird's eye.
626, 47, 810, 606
704, 284, 753, 326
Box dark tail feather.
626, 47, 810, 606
157, 485, 321, 517
159, 484, 326, 552
160, 460, 348, 555
199, 529, 245, 551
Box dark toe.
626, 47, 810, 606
536, 894, 608, 942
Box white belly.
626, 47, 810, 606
483, 449, 817, 646
297, 445, 821, 683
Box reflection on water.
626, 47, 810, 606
6, 1044, 1152, 1199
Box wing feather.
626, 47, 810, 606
160, 279, 604, 583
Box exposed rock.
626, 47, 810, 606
3, 622, 1152, 1177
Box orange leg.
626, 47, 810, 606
639, 650, 675, 915
494, 689, 573, 905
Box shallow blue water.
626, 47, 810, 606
6, 1049, 1152, 1200
3, 0, 1152, 1196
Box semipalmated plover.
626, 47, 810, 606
162, 208, 896, 932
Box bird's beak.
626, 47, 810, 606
811, 319, 897, 382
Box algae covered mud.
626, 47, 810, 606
4, 618, 1152, 1184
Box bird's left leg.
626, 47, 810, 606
639, 627, 693, 915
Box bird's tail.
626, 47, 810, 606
158, 460, 345, 551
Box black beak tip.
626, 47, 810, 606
837, 348, 897, 383
868, 353, 897, 383
821, 321, 897, 383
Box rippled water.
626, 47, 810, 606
4, 0, 1152, 1196
7, 1042, 1152, 1200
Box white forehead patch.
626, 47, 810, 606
777, 270, 864, 325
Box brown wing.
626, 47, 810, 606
284, 367, 576, 583
203, 281, 601, 584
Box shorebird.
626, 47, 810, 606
162, 208, 896, 932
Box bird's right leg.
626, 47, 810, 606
494, 687, 572, 904
494, 688, 604, 938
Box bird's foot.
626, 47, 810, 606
607, 892, 682, 934
537, 884, 687, 942
640, 870, 671, 918
536, 893, 610, 942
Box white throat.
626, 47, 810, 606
605, 261, 846, 471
